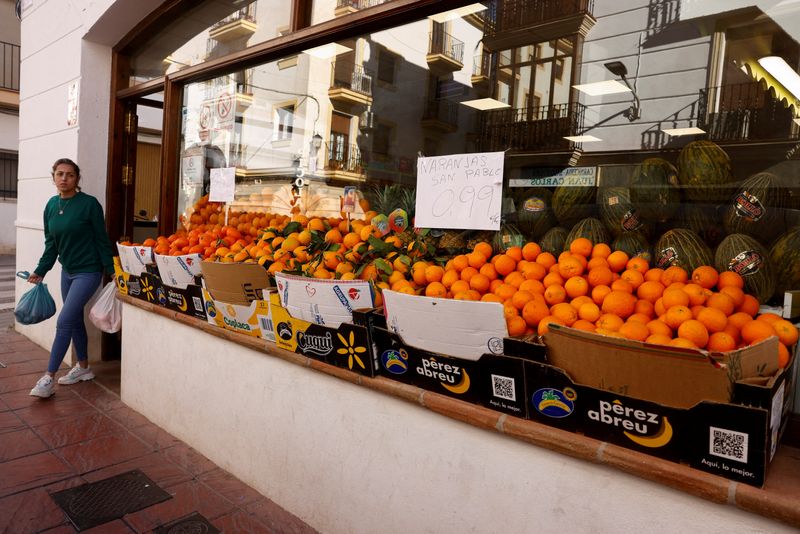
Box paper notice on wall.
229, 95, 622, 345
209, 167, 236, 202
67, 81, 79, 127
415, 152, 504, 231
181, 154, 204, 187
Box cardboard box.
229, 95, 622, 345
202, 288, 274, 341
155, 253, 203, 289
544, 324, 779, 409
155, 283, 207, 321
114, 264, 162, 305
116, 243, 154, 276
479, 354, 530, 418
200, 261, 273, 305
274, 272, 374, 328
782, 291, 800, 319
270, 293, 374, 376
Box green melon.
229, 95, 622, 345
714, 234, 776, 304
723, 172, 788, 245
769, 226, 800, 299
612, 231, 651, 261
492, 223, 526, 253
539, 226, 569, 255
552, 185, 596, 228
630, 157, 680, 222
515, 188, 558, 241
677, 140, 735, 203
654, 228, 713, 273
680, 203, 726, 247
564, 218, 610, 251
597, 187, 651, 238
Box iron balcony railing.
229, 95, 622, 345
473, 52, 491, 77
429, 26, 464, 64
1, 41, 20, 92
326, 142, 363, 173
0, 152, 18, 200
336, 0, 390, 8
423, 99, 459, 126
476, 102, 586, 151
331, 62, 374, 96
484, 0, 594, 36
698, 81, 799, 142
210, 4, 256, 30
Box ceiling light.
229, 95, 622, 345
563, 135, 602, 142
304, 43, 353, 59
573, 80, 632, 96
460, 98, 510, 110
758, 56, 800, 100
429, 4, 487, 23
662, 127, 706, 136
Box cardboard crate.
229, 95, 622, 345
116, 243, 154, 276
114, 264, 162, 305
202, 288, 274, 341
156, 283, 207, 321
155, 253, 203, 289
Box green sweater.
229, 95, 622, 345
35, 192, 115, 277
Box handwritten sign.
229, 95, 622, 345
209, 167, 236, 202
415, 152, 504, 230
510, 166, 597, 188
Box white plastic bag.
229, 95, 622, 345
89, 282, 122, 333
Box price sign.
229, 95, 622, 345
415, 152, 504, 230
209, 167, 236, 203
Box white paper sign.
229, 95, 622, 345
209, 167, 236, 202
415, 151, 504, 230
182, 155, 204, 186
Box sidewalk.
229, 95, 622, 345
0, 328, 317, 533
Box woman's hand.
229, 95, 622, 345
27, 273, 42, 284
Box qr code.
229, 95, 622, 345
491, 374, 516, 402
192, 296, 203, 310
709, 426, 748, 463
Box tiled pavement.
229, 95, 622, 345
0, 329, 317, 533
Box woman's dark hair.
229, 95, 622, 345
51, 158, 81, 191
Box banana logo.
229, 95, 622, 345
178, 296, 188, 312
624, 416, 673, 448
538, 398, 571, 413
441, 369, 471, 394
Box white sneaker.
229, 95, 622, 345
30, 375, 55, 398
58, 364, 95, 385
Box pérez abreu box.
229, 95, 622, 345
269, 273, 375, 377
114, 262, 162, 305
150, 253, 207, 321
517, 324, 796, 487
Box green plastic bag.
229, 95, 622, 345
14, 271, 56, 325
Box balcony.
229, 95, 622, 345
234, 68, 254, 111
471, 53, 492, 95
421, 99, 459, 133
209, 5, 257, 42
483, 0, 595, 51
698, 81, 799, 143
334, 0, 391, 17
0, 41, 20, 110
329, 62, 373, 107
476, 102, 586, 152
324, 142, 364, 181
427, 26, 464, 73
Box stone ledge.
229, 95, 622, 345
118, 294, 800, 529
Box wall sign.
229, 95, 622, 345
510, 167, 597, 187
209, 167, 236, 203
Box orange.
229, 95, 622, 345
626, 257, 650, 273
424, 265, 445, 284
522, 242, 542, 261
634, 299, 655, 318
772, 319, 799, 347
720, 286, 745, 308
661, 266, 688, 286
460, 266, 479, 283
519, 279, 545, 295
621, 269, 644, 289
636, 281, 664, 303
570, 295, 594, 310
592, 285, 612, 306
441, 269, 460, 289
467, 252, 487, 269
647, 319, 673, 337
619, 321, 650, 342
690, 305, 705, 319
587, 267, 614, 288
592, 243, 612, 258
757, 312, 783, 324
479, 262, 498, 281
596, 313, 624, 332
506, 246, 523, 262
450, 280, 470, 295
452, 255, 469, 272
558, 256, 585, 279
522, 262, 547, 281
741, 320, 776, 345
738, 294, 760, 317
473, 242, 493, 260
511, 290, 535, 310
691, 265, 719, 290
551, 302, 578, 326
572, 320, 596, 332
522, 299, 550, 327
564, 276, 589, 298
601, 290, 637, 318
678, 319, 709, 348
607, 251, 629, 272
325, 228, 343, 244
587, 257, 610, 271
669, 337, 698, 349
569, 237, 593, 257
543, 272, 565, 289
504, 271, 525, 289
490, 279, 504, 293
610, 279, 635, 294
662, 287, 690, 309
535, 252, 557, 269
697, 307, 728, 333
481, 293, 504, 303
646, 334, 673, 346
664, 305, 692, 330
425, 282, 447, 298
538, 316, 565, 336
644, 268, 665, 282
706, 292, 736, 316
727, 312, 753, 330
494, 283, 517, 301
627, 313, 651, 324
707, 332, 737, 352
778, 343, 791, 369
503, 301, 519, 319
506, 315, 527, 337
469, 273, 492, 294
578, 302, 601, 323
544, 285, 567, 305
494, 254, 516, 277
682, 283, 707, 306
718, 271, 744, 290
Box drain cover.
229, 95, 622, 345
50, 469, 172, 531
153, 512, 220, 534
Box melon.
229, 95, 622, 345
552, 185, 596, 227
654, 228, 713, 273
597, 187, 649, 238
630, 158, 680, 222
612, 231, 651, 261
723, 172, 788, 245
715, 234, 776, 303
769, 226, 800, 299
492, 223, 526, 253
539, 226, 569, 255
515, 188, 558, 241
680, 203, 726, 247
676, 140, 735, 203
564, 218, 609, 251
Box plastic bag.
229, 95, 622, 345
14, 271, 57, 325
89, 282, 122, 333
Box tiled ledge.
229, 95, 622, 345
118, 294, 800, 529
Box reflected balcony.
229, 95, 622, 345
483, 0, 595, 51
334, 0, 391, 17
324, 142, 365, 181
234, 68, 254, 111
421, 99, 459, 133
476, 102, 586, 152
209, 5, 257, 42
427, 26, 464, 73
698, 81, 800, 143
329, 62, 374, 107
0, 41, 20, 110
471, 52, 492, 96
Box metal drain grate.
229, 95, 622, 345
153, 512, 220, 534
50, 469, 172, 531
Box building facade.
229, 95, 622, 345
0, 0, 19, 253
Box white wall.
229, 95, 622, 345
121, 303, 794, 534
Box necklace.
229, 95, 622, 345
57, 196, 73, 215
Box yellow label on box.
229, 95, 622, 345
202, 289, 273, 340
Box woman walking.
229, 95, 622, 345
27, 158, 115, 398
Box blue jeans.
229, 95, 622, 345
48, 271, 102, 373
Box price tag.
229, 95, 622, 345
415, 152, 504, 231
209, 167, 236, 203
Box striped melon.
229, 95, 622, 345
715, 233, 776, 303
492, 223, 526, 253
597, 187, 649, 238
677, 140, 735, 203
630, 158, 680, 222
723, 172, 788, 245
564, 218, 610, 251
680, 203, 726, 247
515, 188, 558, 241
654, 228, 713, 273
612, 231, 652, 261
539, 226, 569, 255
769, 226, 800, 299
552, 185, 596, 228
